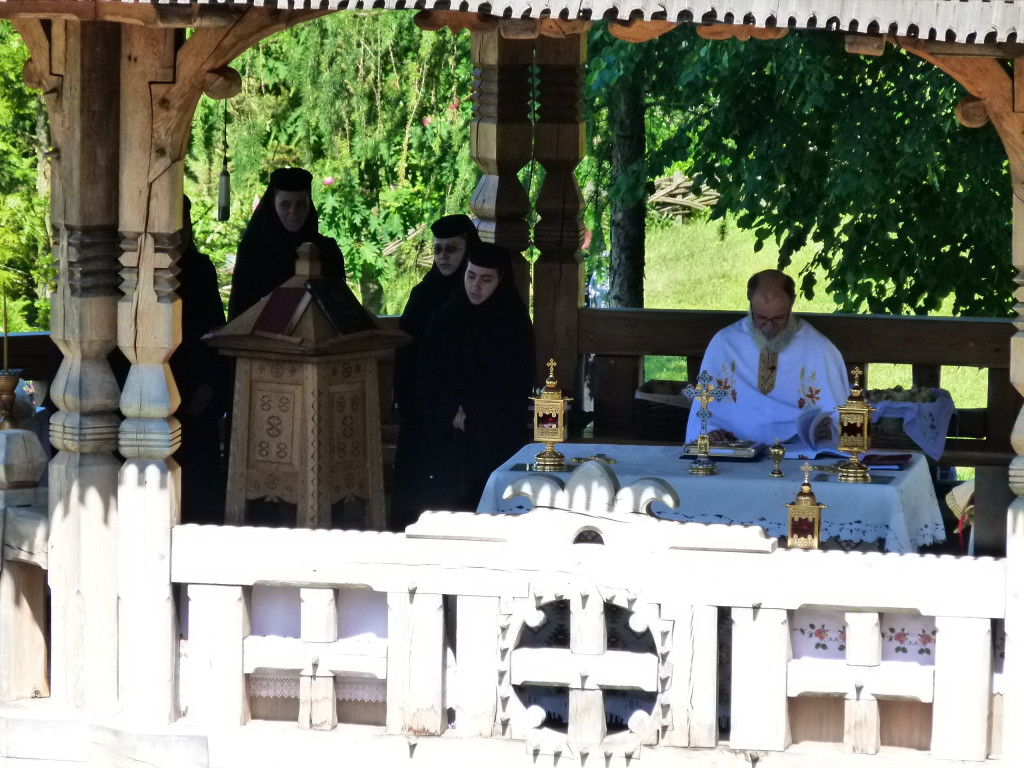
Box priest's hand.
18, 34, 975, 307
708, 429, 737, 444
453, 406, 466, 431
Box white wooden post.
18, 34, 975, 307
299, 588, 338, 730
932, 616, 992, 760
0, 561, 48, 700
660, 602, 717, 747
1004, 497, 1024, 760
731, 607, 791, 751
567, 585, 607, 746
386, 588, 445, 735
117, 24, 185, 726
40, 19, 123, 716
455, 595, 500, 737
187, 585, 250, 727
844, 611, 881, 754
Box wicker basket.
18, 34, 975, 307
870, 416, 919, 451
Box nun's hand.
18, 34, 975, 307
453, 406, 466, 431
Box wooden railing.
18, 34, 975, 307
169, 515, 1007, 760
20, 308, 1017, 470
579, 309, 1020, 468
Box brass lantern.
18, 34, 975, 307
531, 359, 572, 471
836, 366, 876, 483
785, 462, 827, 549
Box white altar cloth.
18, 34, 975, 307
477, 443, 945, 554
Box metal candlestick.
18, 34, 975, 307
769, 439, 785, 477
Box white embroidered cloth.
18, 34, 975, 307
481, 443, 945, 553
871, 389, 955, 460
791, 608, 938, 663
685, 317, 850, 446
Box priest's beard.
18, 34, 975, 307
749, 312, 800, 354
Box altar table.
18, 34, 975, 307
477, 443, 946, 554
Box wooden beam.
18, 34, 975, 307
845, 33, 888, 57
956, 95, 989, 128
917, 40, 1024, 59
413, 10, 497, 34
608, 20, 678, 43
579, 308, 1013, 368
697, 24, 788, 42
539, 18, 590, 39
0, 0, 244, 26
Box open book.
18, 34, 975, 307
782, 409, 845, 459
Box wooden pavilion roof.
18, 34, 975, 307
2, 0, 1024, 44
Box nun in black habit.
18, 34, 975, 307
228, 167, 346, 320
171, 196, 229, 523
414, 242, 535, 514
390, 214, 479, 530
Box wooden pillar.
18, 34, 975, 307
299, 588, 338, 730
730, 607, 791, 751
931, 616, 992, 760
532, 34, 586, 394
386, 589, 446, 735
17, 19, 124, 715
468, 29, 533, 297
116, 25, 184, 725
455, 595, 500, 737
843, 611, 881, 754
187, 584, 251, 727
896, 43, 1024, 761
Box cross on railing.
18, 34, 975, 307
504, 586, 662, 757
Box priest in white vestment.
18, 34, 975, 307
684, 270, 850, 447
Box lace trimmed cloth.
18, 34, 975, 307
248, 673, 386, 702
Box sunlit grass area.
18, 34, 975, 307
641, 216, 988, 410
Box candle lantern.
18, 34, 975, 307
531, 359, 572, 471
836, 366, 876, 484
785, 462, 827, 549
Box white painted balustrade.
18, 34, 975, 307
0, 460, 1011, 766
166, 497, 1007, 762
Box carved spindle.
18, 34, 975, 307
533, 34, 586, 394
469, 29, 533, 294
115, 25, 184, 725
28, 20, 124, 716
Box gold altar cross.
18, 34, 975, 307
684, 370, 727, 432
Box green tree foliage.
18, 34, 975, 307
186, 11, 477, 312
0, 21, 53, 330
680, 29, 1011, 317
586, 24, 1012, 317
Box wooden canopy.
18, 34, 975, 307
1, 0, 1024, 761
2, 0, 1024, 44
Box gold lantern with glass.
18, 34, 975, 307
836, 366, 876, 483
785, 462, 827, 549
531, 359, 572, 471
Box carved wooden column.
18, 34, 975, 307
117, 24, 185, 725
17, 19, 124, 714
469, 28, 533, 294
115, 12, 309, 724
532, 33, 586, 394
897, 41, 1024, 761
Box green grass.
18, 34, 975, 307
641, 216, 988, 411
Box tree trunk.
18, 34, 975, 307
608, 67, 646, 309
360, 271, 383, 315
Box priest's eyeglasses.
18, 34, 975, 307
753, 312, 791, 328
